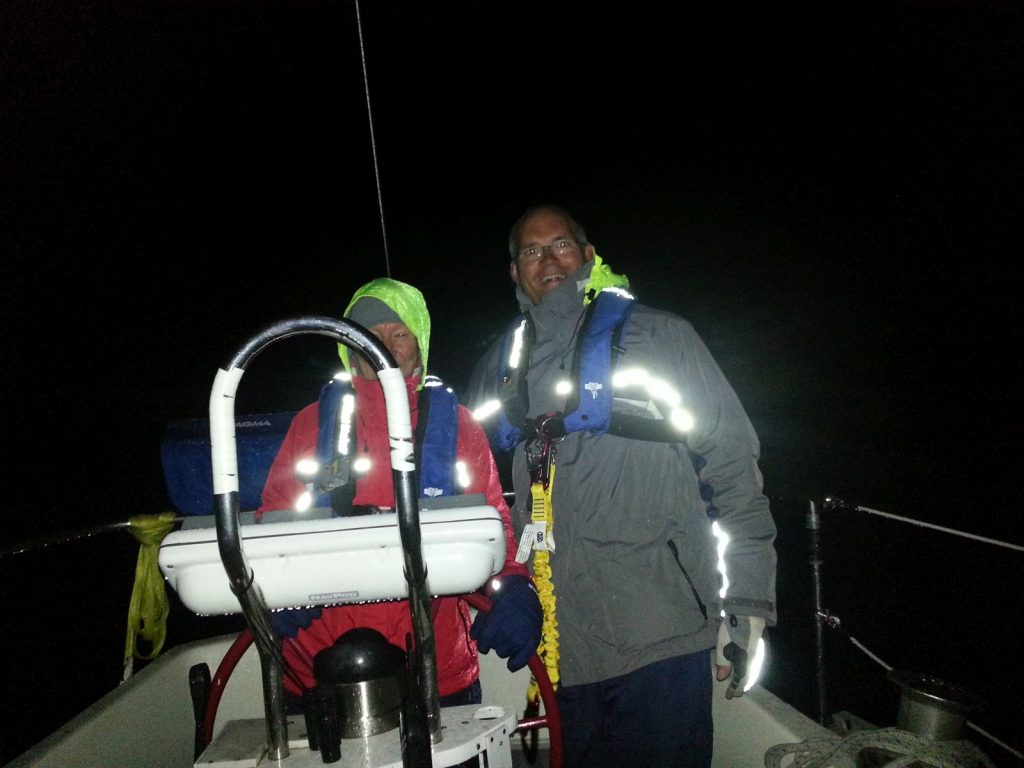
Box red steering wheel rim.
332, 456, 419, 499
202, 626, 253, 746
201, 595, 563, 768
464, 591, 562, 768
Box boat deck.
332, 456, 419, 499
8, 632, 834, 767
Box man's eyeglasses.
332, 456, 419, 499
516, 239, 580, 264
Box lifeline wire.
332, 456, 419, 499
855, 505, 1024, 553
353, 0, 391, 277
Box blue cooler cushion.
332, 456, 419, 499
161, 411, 296, 515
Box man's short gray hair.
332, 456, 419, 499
508, 204, 589, 261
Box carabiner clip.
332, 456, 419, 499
524, 412, 565, 489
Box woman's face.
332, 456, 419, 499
352, 321, 420, 379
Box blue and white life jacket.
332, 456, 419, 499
478, 288, 691, 452
314, 374, 461, 510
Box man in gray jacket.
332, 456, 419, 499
467, 204, 777, 768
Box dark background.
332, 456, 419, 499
2, 1, 1021, 765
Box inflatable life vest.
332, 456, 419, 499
313, 374, 461, 511
482, 287, 689, 452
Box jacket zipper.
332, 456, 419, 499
667, 540, 708, 623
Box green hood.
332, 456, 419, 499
338, 278, 431, 381
583, 252, 630, 304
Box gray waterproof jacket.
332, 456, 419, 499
467, 260, 777, 687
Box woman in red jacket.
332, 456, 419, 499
259, 277, 541, 708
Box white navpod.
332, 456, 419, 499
158, 494, 506, 616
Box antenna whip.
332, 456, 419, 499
353, 0, 391, 277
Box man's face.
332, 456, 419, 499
510, 210, 595, 305
352, 321, 421, 379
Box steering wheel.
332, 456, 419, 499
196, 594, 563, 768
465, 591, 562, 768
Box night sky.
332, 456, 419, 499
2, 1, 1022, 763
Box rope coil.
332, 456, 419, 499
765, 727, 996, 768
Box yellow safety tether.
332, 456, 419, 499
122, 511, 178, 682
527, 463, 560, 704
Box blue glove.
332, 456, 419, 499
271, 606, 322, 639
470, 575, 542, 672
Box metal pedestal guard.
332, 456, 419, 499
207, 316, 439, 767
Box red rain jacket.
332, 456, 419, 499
259, 374, 525, 696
